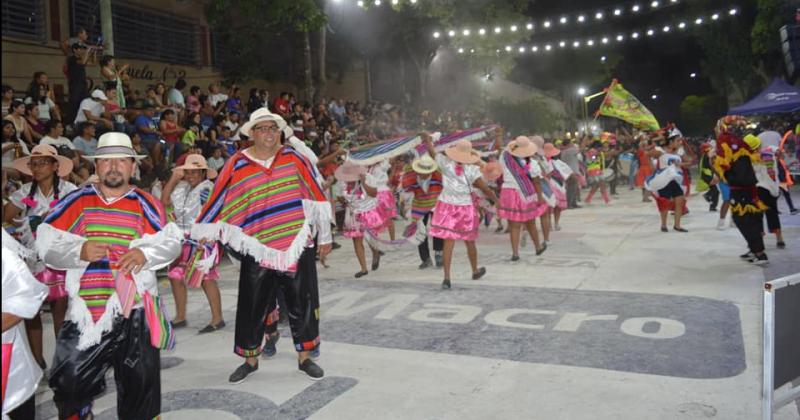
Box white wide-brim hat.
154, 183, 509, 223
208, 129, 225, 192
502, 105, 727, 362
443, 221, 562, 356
239, 107, 293, 139
86, 132, 148, 160
411, 154, 438, 174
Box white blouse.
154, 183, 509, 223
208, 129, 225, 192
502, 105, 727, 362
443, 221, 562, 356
170, 180, 214, 232
365, 159, 391, 191
2, 232, 48, 416
9, 179, 79, 219
500, 152, 542, 192
336, 181, 379, 214
436, 154, 482, 205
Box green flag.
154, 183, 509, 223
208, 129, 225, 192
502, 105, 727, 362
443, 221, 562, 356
596, 80, 660, 131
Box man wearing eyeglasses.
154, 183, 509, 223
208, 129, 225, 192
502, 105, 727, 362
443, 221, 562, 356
192, 107, 332, 384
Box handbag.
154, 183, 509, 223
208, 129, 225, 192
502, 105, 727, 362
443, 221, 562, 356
142, 291, 176, 350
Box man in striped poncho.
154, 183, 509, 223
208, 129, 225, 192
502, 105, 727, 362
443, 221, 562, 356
191, 108, 332, 384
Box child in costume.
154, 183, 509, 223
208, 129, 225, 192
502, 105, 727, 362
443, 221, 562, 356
402, 154, 444, 268
160, 154, 225, 333
3, 144, 77, 370
335, 160, 387, 277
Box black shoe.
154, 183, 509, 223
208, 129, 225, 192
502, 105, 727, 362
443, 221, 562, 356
354, 270, 368, 278
331, 242, 341, 250
434, 252, 443, 267
660, 226, 668, 233
791, 209, 799, 215
371, 257, 380, 271
739, 251, 754, 260
673, 227, 688, 233
749, 253, 769, 266
510, 255, 520, 262
536, 243, 548, 256
441, 279, 451, 290
262, 332, 280, 358
198, 320, 226, 334
709, 207, 717, 212
171, 320, 187, 329
419, 259, 432, 269
777, 241, 786, 249
229, 361, 258, 384
472, 267, 486, 280
298, 359, 324, 381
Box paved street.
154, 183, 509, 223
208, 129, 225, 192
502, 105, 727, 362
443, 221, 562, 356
34, 187, 800, 419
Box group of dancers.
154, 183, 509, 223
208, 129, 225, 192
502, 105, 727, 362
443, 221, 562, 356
2, 108, 795, 419
333, 130, 576, 290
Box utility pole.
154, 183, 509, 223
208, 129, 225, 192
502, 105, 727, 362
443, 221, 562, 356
100, 0, 114, 55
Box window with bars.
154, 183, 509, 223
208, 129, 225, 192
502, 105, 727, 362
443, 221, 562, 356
70, 0, 203, 65
2, 0, 47, 41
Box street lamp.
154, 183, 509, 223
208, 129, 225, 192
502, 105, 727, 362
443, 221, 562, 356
577, 87, 587, 95
689, 72, 697, 78
651, 94, 658, 100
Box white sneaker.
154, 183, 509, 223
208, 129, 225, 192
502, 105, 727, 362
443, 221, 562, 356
729, 218, 735, 228
716, 219, 726, 230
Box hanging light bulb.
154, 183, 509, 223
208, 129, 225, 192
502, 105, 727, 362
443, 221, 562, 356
695, 17, 704, 24
616, 34, 624, 41
374, 0, 381, 6
457, 48, 464, 54
531, 45, 539, 52
631, 32, 640, 39
526, 23, 534, 30
595, 12, 604, 20
650, 1, 659, 8
601, 37, 609, 44
586, 39, 595, 46
479, 28, 486, 35
711, 13, 719, 20
662, 25, 670, 32
510, 25, 518, 32
559, 40, 566, 48
519, 46, 525, 53
632, 4, 640, 12
573, 40, 581, 48
543, 20, 552, 28
463, 29, 470, 36
577, 15, 586, 22
728, 8, 738, 15
545, 44, 552, 51
647, 29, 655, 36
448, 30, 456, 37
678, 22, 686, 29
614, 8, 622, 16
357, 0, 364, 7
494, 26, 502, 33
560, 16, 568, 24
505, 45, 512, 52
433, 31, 440, 38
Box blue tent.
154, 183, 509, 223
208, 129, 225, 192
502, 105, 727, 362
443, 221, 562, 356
728, 78, 800, 115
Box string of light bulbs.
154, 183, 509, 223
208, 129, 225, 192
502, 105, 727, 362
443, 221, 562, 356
428, 0, 685, 39
451, 7, 739, 55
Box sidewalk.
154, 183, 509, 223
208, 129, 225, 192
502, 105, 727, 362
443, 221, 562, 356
34, 187, 800, 419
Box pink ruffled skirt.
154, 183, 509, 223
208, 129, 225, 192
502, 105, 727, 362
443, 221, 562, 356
548, 179, 568, 210
167, 243, 219, 286
377, 190, 397, 219
344, 207, 388, 238
35, 268, 67, 301
497, 188, 548, 222
430, 201, 479, 241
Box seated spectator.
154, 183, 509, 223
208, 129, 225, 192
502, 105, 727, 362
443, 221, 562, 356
186, 85, 202, 114
74, 90, 113, 132
1, 120, 28, 179
145, 86, 164, 111
226, 86, 242, 115
247, 88, 263, 114
1, 85, 14, 119
208, 82, 228, 108
130, 132, 155, 185
24, 72, 60, 123
167, 78, 187, 118
198, 94, 218, 130
134, 104, 163, 166
39, 120, 75, 150
23, 103, 45, 142
207, 146, 225, 173
224, 111, 242, 139
103, 87, 127, 132
273, 91, 291, 117
4, 100, 33, 146
181, 112, 206, 150
72, 122, 98, 158
158, 108, 185, 164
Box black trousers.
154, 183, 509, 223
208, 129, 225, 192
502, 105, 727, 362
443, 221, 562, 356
566, 177, 580, 207
704, 185, 720, 209
780, 187, 796, 211
49, 308, 160, 420
758, 187, 781, 233
418, 212, 443, 263
730, 189, 765, 254
236, 248, 320, 356
7, 394, 35, 420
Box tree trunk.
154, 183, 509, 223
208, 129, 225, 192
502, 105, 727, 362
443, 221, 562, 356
303, 30, 314, 103
364, 56, 372, 103
315, 26, 327, 105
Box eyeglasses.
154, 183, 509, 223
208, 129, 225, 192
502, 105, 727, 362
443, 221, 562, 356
28, 159, 55, 168
252, 125, 280, 134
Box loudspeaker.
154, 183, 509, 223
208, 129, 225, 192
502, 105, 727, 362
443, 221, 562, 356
780, 24, 800, 78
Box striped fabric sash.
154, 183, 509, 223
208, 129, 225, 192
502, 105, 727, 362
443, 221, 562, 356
348, 134, 422, 166
414, 125, 500, 155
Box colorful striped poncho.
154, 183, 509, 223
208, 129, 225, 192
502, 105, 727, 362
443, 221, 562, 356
37, 184, 182, 349
191, 147, 332, 272
401, 167, 443, 221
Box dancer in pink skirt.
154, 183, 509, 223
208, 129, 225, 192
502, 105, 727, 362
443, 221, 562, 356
160, 154, 225, 333
529, 135, 556, 244
423, 134, 499, 290
498, 136, 548, 261
366, 158, 397, 240
3, 144, 77, 369
336, 160, 386, 277
543, 142, 571, 231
